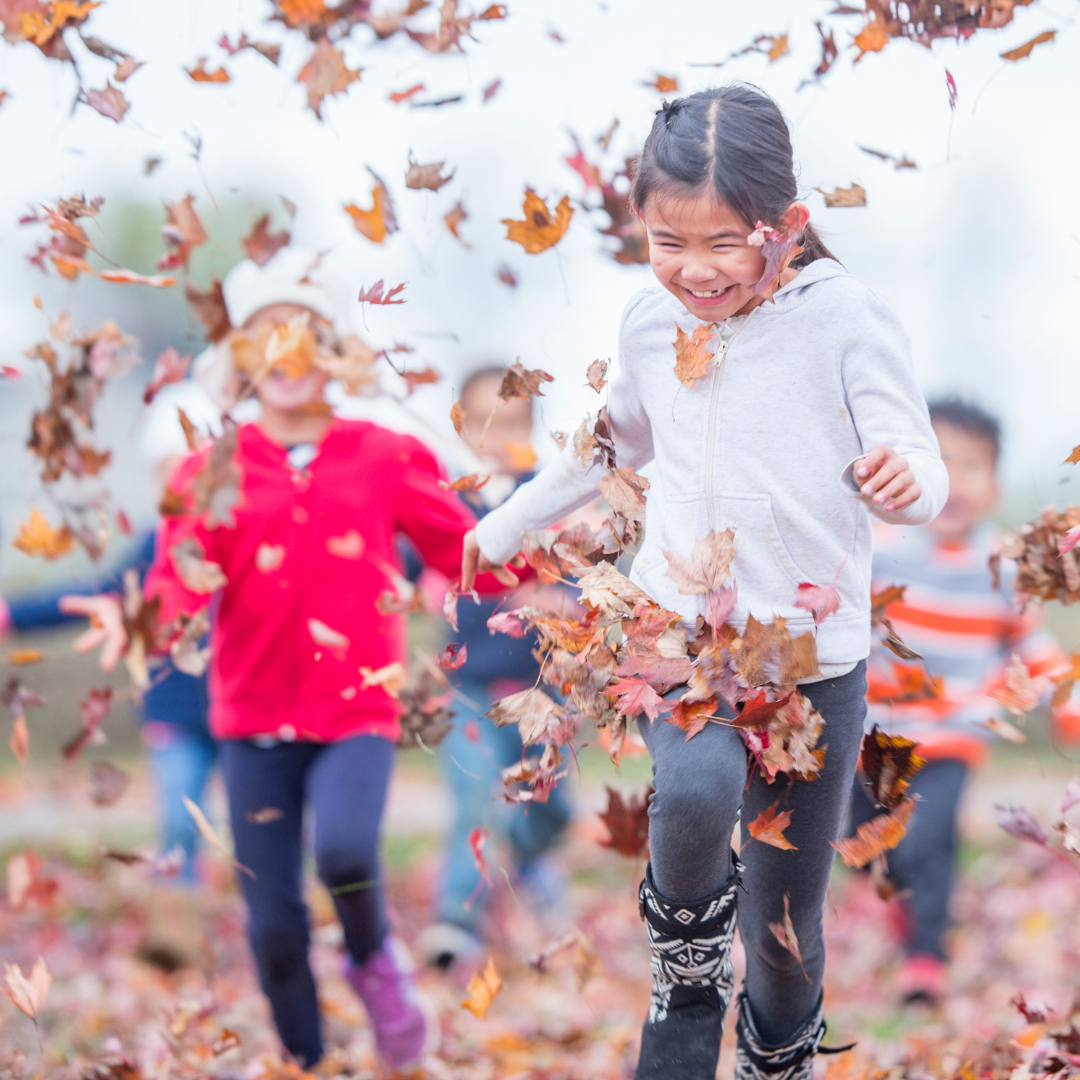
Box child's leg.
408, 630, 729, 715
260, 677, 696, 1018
881, 758, 967, 960
307, 734, 395, 962
633, 714, 748, 1080
737, 662, 867, 1062
221, 741, 321, 1066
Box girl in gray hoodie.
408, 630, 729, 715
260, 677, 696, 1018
462, 85, 948, 1080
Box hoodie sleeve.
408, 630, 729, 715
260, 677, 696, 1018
475, 294, 656, 566
838, 288, 948, 527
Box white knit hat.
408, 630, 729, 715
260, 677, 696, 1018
221, 247, 353, 337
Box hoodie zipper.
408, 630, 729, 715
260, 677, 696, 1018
704, 313, 756, 533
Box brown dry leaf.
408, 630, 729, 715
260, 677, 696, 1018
499, 361, 554, 400
6, 650, 44, 665
663, 530, 735, 594
186, 58, 229, 82
345, 173, 399, 244
171, 537, 227, 594
242, 214, 290, 267
502, 189, 573, 254
184, 279, 231, 343
2, 957, 51, 1021
81, 82, 130, 122
450, 399, 466, 437
1000, 29, 1055, 61
572, 562, 652, 618
461, 957, 502, 1019
831, 797, 916, 869
182, 794, 255, 878
672, 322, 717, 388
586, 358, 608, 393
860, 723, 926, 809
732, 614, 818, 688
747, 801, 797, 850
90, 761, 129, 807
298, 37, 361, 118
991, 653, 1046, 715
405, 155, 455, 191
645, 74, 678, 92
597, 785, 651, 857
12, 506, 75, 559
598, 467, 649, 524
486, 687, 563, 745
445, 201, 469, 245
819, 184, 866, 208
768, 893, 807, 978
160, 195, 207, 270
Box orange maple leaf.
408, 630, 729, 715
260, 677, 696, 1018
298, 37, 361, 118
747, 801, 797, 850
502, 189, 573, 254
672, 322, 717, 388
831, 797, 915, 868
854, 18, 890, 61
186, 58, 230, 83
461, 957, 502, 1019
344, 175, 398, 244
1064, 443, 1080, 465
13, 507, 75, 560
1000, 30, 1055, 62
646, 75, 678, 93
278, 0, 327, 27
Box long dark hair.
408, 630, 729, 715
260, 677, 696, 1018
630, 84, 836, 267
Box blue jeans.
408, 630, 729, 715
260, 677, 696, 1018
437, 681, 571, 931
143, 721, 218, 885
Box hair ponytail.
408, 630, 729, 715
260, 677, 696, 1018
631, 83, 839, 268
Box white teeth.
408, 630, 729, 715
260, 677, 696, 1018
689, 288, 724, 298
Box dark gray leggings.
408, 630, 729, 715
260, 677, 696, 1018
848, 757, 967, 960
637, 661, 867, 1046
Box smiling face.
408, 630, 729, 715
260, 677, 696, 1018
641, 192, 809, 322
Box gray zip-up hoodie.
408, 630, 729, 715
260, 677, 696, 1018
476, 260, 948, 664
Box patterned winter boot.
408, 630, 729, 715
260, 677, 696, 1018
734, 990, 838, 1080
634, 858, 742, 1080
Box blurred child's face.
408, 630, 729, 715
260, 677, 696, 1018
460, 372, 534, 473
243, 302, 329, 413
927, 420, 999, 543
642, 194, 806, 322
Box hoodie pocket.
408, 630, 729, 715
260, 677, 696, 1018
718, 492, 809, 615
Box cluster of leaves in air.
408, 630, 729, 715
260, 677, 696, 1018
995, 776, 1080, 876
993, 506, 1080, 607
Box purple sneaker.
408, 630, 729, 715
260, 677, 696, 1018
344, 938, 432, 1069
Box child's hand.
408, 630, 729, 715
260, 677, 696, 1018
58, 594, 127, 671
461, 529, 524, 591
855, 445, 921, 512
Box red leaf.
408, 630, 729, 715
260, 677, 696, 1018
357, 279, 407, 305
793, 581, 841, 625
469, 826, 492, 886
597, 786, 651, 858
437, 642, 468, 671
732, 689, 793, 731
605, 676, 669, 722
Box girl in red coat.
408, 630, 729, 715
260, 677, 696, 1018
62, 249, 516, 1070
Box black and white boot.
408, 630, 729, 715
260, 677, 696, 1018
734, 990, 829, 1080
634, 858, 742, 1080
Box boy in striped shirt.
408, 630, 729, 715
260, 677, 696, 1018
850, 399, 1080, 1004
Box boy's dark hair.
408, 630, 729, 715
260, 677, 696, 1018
630, 83, 836, 267
928, 397, 1002, 462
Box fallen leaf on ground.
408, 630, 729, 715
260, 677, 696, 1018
461, 957, 502, 1018
747, 801, 797, 850
672, 322, 717, 388
502, 189, 573, 253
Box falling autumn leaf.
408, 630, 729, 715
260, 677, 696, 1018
747, 801, 797, 850
437, 642, 468, 670
242, 214, 290, 267
586, 358, 608, 393
450, 399, 466, 437
5, 850, 57, 911
360, 661, 409, 698
143, 347, 192, 404
663, 530, 736, 595
498, 361, 554, 400
597, 786, 651, 857
487, 687, 564, 745
62, 686, 113, 761
185, 279, 231, 343
860, 146, 917, 170
182, 794, 255, 878
502, 188, 573, 254
853, 17, 889, 61
1000, 30, 1055, 61
98, 268, 176, 287
990, 653, 1046, 716
598, 467, 650, 523
357, 280, 406, 305
389, 82, 425, 103
12, 506, 75, 559
469, 825, 492, 885
6, 650, 44, 666
80, 82, 130, 122
186, 58, 230, 83
1064, 444, 1080, 465
645, 74, 678, 93
2, 957, 51, 1022
461, 957, 502, 1019
345, 172, 399, 244
768, 893, 807, 978
995, 803, 1049, 846
308, 618, 349, 651
606, 676, 669, 722
405, 155, 455, 191
444, 201, 470, 245
160, 195, 207, 270
831, 797, 915, 868
9, 717, 29, 766
672, 322, 717, 388
298, 37, 361, 117
793, 582, 841, 625
819, 184, 866, 208
860, 724, 925, 808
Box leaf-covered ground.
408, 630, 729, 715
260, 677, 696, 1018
1, 735, 1077, 1080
